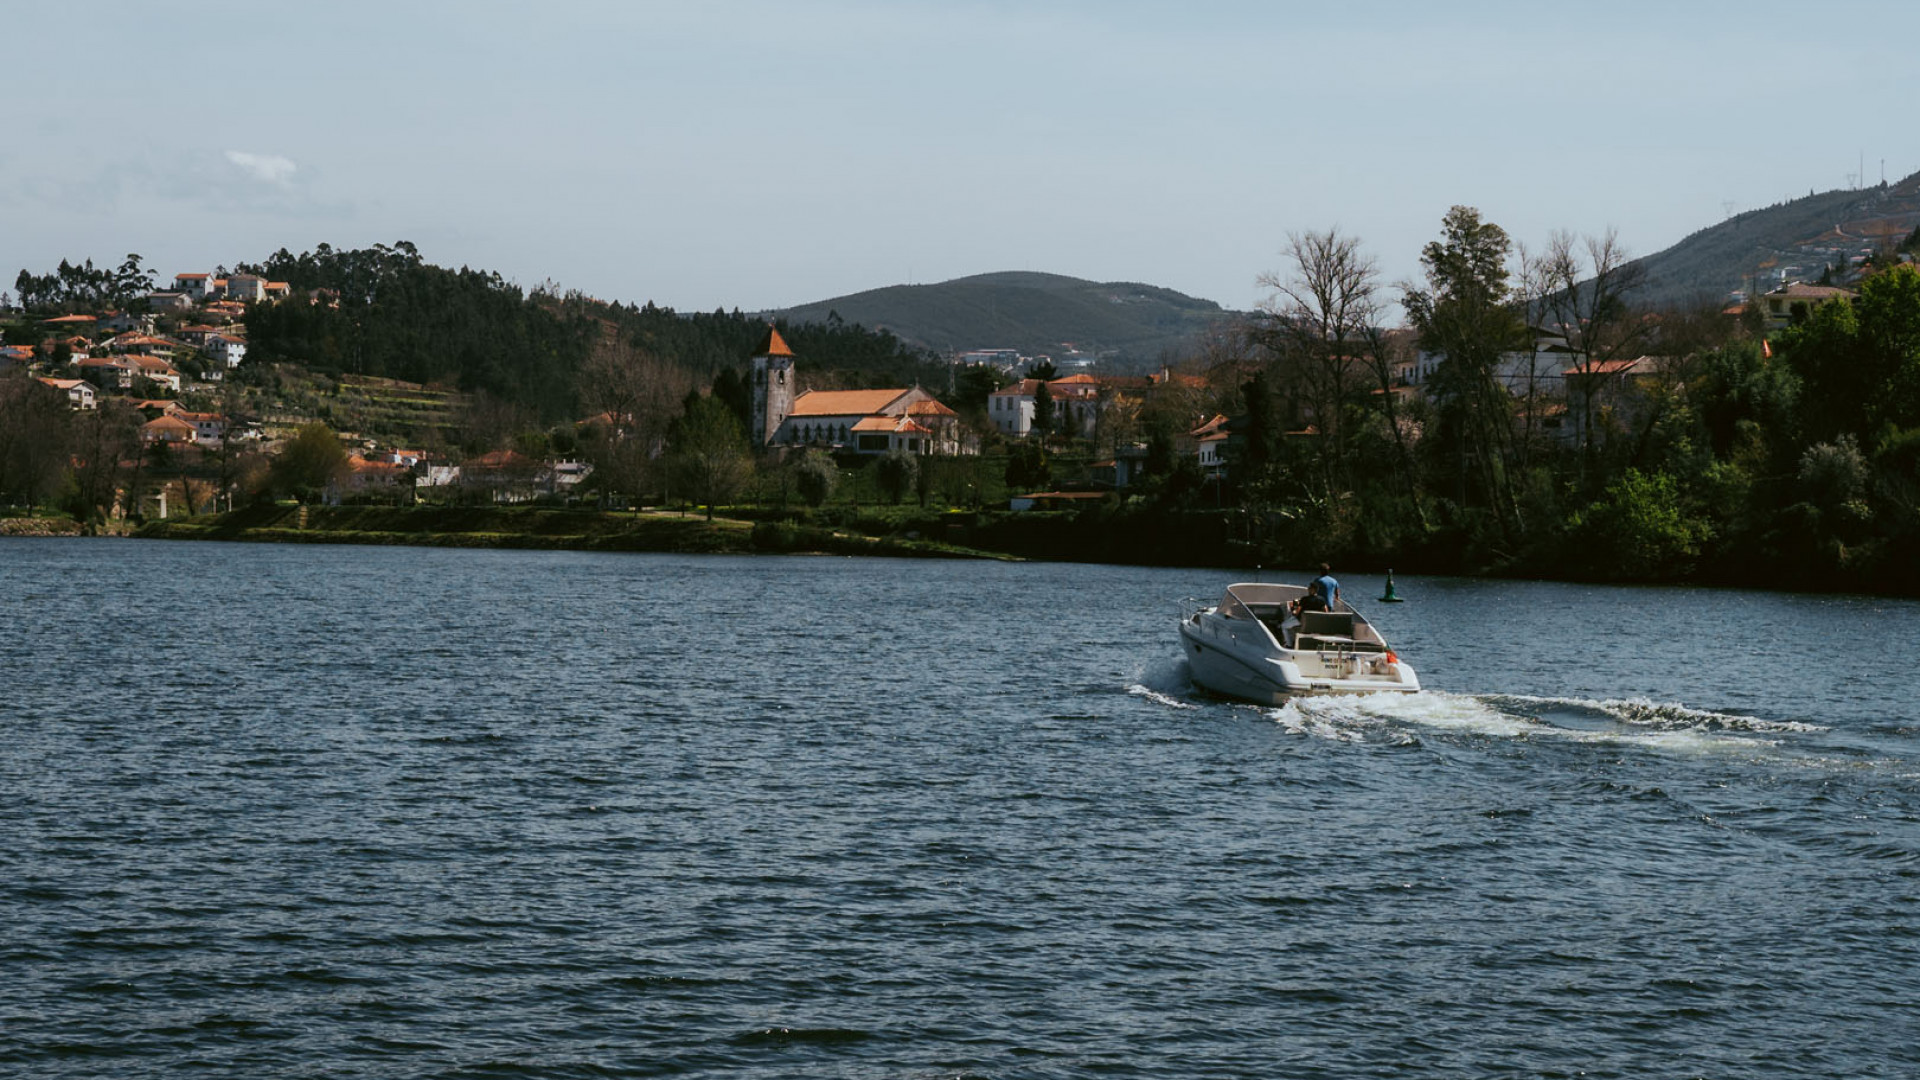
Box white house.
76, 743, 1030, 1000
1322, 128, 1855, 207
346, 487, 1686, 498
175, 410, 227, 448
1190, 414, 1229, 478
1761, 282, 1855, 329
36, 377, 97, 410
989, 380, 1038, 436
208, 334, 247, 367
988, 373, 1105, 438
173, 273, 214, 299
225, 274, 266, 303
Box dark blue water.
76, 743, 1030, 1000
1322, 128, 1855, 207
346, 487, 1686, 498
4, 539, 1919, 1078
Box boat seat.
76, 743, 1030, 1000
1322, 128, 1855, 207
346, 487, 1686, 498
1299, 611, 1356, 639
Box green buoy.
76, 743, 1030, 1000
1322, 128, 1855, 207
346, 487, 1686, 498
1380, 569, 1404, 603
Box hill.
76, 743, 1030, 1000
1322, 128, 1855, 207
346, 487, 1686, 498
771, 271, 1236, 370
1628, 170, 1920, 310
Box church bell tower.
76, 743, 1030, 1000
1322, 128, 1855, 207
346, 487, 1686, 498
750, 325, 796, 447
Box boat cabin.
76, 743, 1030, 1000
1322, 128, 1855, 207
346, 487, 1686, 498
1214, 583, 1389, 653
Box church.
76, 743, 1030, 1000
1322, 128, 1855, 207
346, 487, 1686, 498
748, 327, 969, 455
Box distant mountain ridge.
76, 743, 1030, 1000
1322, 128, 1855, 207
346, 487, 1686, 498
1629, 170, 1920, 309
770, 271, 1235, 369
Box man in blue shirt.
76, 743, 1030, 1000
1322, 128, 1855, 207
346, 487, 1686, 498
1312, 563, 1341, 611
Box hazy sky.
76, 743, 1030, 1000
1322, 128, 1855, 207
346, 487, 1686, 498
6, 1, 1914, 316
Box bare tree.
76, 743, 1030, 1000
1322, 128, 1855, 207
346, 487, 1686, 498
1257, 228, 1385, 494
1529, 229, 1649, 465
578, 337, 693, 503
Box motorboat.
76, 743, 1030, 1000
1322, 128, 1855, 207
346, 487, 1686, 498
1178, 582, 1419, 704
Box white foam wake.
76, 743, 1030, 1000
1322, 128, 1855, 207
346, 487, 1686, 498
1486, 694, 1827, 734
1259, 690, 1807, 754
1126, 656, 1200, 710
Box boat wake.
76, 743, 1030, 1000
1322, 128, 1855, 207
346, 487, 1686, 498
1126, 657, 1201, 710
1126, 664, 1816, 754
1266, 690, 1815, 751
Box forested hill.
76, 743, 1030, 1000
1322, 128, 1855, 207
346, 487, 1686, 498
772, 271, 1235, 369
237, 244, 939, 420
1629, 170, 1920, 310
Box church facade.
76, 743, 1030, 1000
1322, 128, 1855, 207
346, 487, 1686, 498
749, 327, 969, 455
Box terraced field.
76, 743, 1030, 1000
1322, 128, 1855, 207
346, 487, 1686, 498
251, 370, 467, 446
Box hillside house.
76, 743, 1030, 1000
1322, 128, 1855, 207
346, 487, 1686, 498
1761, 282, 1856, 329
98, 311, 155, 335
77, 355, 140, 390
226, 274, 266, 303
1189, 414, 1230, 478
175, 410, 227, 447
208, 334, 247, 367
36, 377, 97, 410
146, 291, 193, 312
988, 372, 1142, 439
173, 273, 214, 299
1561, 355, 1679, 445
141, 414, 197, 446
127, 355, 183, 391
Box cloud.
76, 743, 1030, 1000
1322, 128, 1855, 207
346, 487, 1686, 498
225, 150, 297, 185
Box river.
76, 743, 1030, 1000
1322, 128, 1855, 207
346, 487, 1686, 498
4, 539, 1918, 1078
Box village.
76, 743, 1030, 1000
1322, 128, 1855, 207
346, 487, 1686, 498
0, 250, 1884, 527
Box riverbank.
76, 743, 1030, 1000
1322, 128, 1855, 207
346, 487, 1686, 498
131, 504, 1022, 561
0, 516, 85, 537
91, 501, 1920, 597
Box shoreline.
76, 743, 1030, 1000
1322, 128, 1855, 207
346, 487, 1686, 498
9, 505, 1907, 599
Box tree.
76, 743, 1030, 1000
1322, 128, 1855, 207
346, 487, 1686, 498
271, 421, 350, 501
1027, 359, 1059, 381
0, 376, 71, 509
875, 449, 919, 505
577, 337, 692, 504
1403, 206, 1526, 531
793, 450, 837, 507
667, 394, 751, 520
1031, 379, 1055, 437
1522, 229, 1649, 462
1257, 228, 1390, 495
1005, 441, 1050, 491
63, 403, 142, 524
1569, 468, 1710, 581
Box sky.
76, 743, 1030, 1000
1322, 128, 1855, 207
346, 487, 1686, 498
6, 0, 1915, 318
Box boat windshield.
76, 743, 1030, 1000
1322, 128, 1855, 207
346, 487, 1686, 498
1219, 582, 1389, 648
1220, 583, 1304, 618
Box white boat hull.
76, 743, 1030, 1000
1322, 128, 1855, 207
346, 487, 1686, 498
1178, 595, 1419, 705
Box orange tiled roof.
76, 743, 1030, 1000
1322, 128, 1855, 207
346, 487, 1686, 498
850, 415, 931, 435
788, 388, 910, 417
906, 399, 957, 417
37, 377, 86, 390
42, 314, 96, 324
144, 415, 195, 432
1562, 358, 1645, 377
467, 449, 530, 469
1189, 413, 1229, 438
175, 273, 209, 279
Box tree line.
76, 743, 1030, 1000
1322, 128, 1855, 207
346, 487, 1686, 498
1226, 209, 1920, 593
